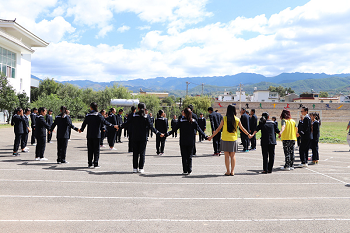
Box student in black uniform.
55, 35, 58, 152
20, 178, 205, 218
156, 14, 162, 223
148, 112, 154, 138
66, 110, 72, 141
155, 110, 168, 155
240, 108, 250, 152
119, 103, 162, 173
298, 106, 311, 167
50, 106, 79, 164
79, 102, 118, 168
11, 108, 26, 156
171, 115, 178, 138
188, 105, 198, 156
46, 109, 53, 143
128, 106, 137, 153
21, 108, 31, 153
30, 108, 38, 145
249, 109, 257, 150
272, 116, 278, 128
123, 114, 128, 138
100, 109, 107, 148
197, 113, 206, 142
250, 112, 280, 174
166, 108, 208, 175
310, 112, 320, 165
116, 109, 123, 143
35, 107, 51, 161
208, 107, 223, 156
107, 108, 118, 150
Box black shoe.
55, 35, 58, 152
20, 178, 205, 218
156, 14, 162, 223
57, 161, 62, 164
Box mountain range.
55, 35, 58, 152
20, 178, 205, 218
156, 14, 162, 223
32, 72, 350, 96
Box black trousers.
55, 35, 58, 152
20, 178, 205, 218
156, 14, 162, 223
47, 130, 52, 142
156, 135, 165, 154
35, 136, 46, 158
250, 134, 256, 149
31, 128, 36, 144
57, 138, 69, 162
100, 130, 105, 146
128, 133, 133, 152
133, 140, 147, 169
171, 129, 177, 138
124, 128, 128, 137
198, 130, 205, 141
116, 129, 122, 142
261, 144, 275, 172
13, 133, 23, 152
21, 133, 28, 150
107, 131, 116, 148
241, 134, 249, 151
87, 138, 100, 166
311, 139, 319, 161
212, 132, 221, 154
299, 137, 310, 164
193, 135, 196, 155
149, 129, 153, 138
180, 145, 193, 173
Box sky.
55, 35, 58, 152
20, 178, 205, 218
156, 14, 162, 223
2, 0, 350, 82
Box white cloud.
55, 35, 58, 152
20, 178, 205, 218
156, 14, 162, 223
117, 25, 130, 33
96, 25, 114, 39
33, 17, 76, 43
137, 25, 151, 30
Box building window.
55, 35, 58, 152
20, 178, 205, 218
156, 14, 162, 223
0, 47, 16, 78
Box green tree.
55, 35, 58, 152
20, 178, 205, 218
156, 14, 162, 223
136, 94, 161, 115
17, 92, 30, 109
319, 91, 328, 97
31, 94, 62, 116
268, 86, 295, 97
0, 74, 19, 122
183, 96, 212, 116
31, 78, 62, 102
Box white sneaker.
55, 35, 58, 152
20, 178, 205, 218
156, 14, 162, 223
303, 163, 308, 167
138, 169, 145, 173
40, 158, 48, 161
25, 147, 29, 150
290, 166, 295, 170
35, 157, 40, 161
182, 172, 188, 175
280, 167, 290, 171
133, 168, 138, 173
109, 147, 117, 150
100, 145, 106, 148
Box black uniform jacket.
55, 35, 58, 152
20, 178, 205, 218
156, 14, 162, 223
80, 111, 113, 139
155, 117, 168, 133
240, 113, 250, 133
298, 114, 311, 140
171, 118, 178, 129
250, 114, 257, 133
12, 114, 25, 134
46, 114, 53, 126
311, 120, 320, 140
197, 117, 206, 130
23, 115, 29, 134
255, 120, 280, 145
35, 115, 51, 137
121, 112, 160, 141
107, 113, 117, 132
51, 114, 79, 139
209, 111, 223, 132
167, 117, 208, 146
30, 113, 36, 128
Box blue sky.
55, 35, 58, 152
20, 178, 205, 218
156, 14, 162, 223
2, 0, 350, 82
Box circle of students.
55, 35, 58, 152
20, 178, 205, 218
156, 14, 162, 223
11, 102, 322, 175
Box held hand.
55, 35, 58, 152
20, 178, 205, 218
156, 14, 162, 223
208, 136, 212, 141
114, 125, 119, 130
296, 133, 300, 137
48, 131, 51, 134
78, 129, 82, 133
278, 133, 281, 138
28, 128, 31, 133
160, 133, 165, 137
248, 134, 253, 139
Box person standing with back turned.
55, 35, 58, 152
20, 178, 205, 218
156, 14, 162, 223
298, 106, 311, 167
79, 102, 118, 168
249, 109, 257, 150
208, 107, 223, 156
240, 108, 250, 152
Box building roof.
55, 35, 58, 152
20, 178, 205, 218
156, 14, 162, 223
0, 19, 49, 50
0, 29, 34, 53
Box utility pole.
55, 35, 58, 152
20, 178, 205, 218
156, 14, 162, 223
201, 83, 204, 96
239, 83, 242, 110
186, 82, 190, 96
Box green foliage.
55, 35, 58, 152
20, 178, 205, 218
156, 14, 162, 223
0, 74, 19, 121
136, 94, 161, 114
31, 78, 62, 102
17, 92, 30, 109
183, 96, 212, 116
268, 86, 295, 97
319, 91, 328, 97
31, 94, 62, 116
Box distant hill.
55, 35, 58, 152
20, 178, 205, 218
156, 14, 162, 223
31, 73, 350, 96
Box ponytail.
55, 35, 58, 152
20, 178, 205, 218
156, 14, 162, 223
138, 103, 146, 117
157, 109, 164, 118
184, 108, 193, 123
259, 112, 269, 125
90, 102, 98, 112
60, 106, 67, 117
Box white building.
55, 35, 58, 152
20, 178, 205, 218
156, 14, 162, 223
252, 90, 279, 102
217, 91, 246, 102
0, 19, 48, 122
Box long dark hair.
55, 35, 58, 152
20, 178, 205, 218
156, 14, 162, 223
157, 109, 164, 118
184, 108, 192, 123
90, 102, 98, 112
280, 109, 291, 120
259, 112, 269, 124
226, 104, 236, 133
137, 103, 146, 117
60, 106, 67, 117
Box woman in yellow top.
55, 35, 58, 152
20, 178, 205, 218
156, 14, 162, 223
278, 109, 298, 171
209, 104, 250, 176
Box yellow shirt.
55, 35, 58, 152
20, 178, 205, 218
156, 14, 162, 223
281, 118, 297, 141
221, 116, 240, 141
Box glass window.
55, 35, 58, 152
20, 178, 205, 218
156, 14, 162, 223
12, 68, 15, 78
0, 47, 16, 78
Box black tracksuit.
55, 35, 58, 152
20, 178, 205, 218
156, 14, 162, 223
123, 116, 128, 137
255, 120, 280, 172
311, 120, 320, 161
107, 113, 117, 148
155, 117, 168, 154
240, 113, 250, 151
191, 113, 198, 155
167, 117, 207, 174
197, 117, 206, 141
149, 116, 154, 138
100, 124, 107, 146
116, 114, 123, 142
21, 115, 30, 150
80, 110, 113, 167
121, 112, 160, 170
171, 118, 178, 138
51, 114, 79, 163
249, 114, 258, 149
30, 112, 37, 144
46, 114, 53, 142
11, 114, 25, 153
209, 111, 223, 154
34, 115, 51, 159
298, 115, 311, 164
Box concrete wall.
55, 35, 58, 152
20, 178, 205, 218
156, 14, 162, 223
213, 101, 350, 122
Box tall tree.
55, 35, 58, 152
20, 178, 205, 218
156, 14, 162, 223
0, 74, 19, 123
